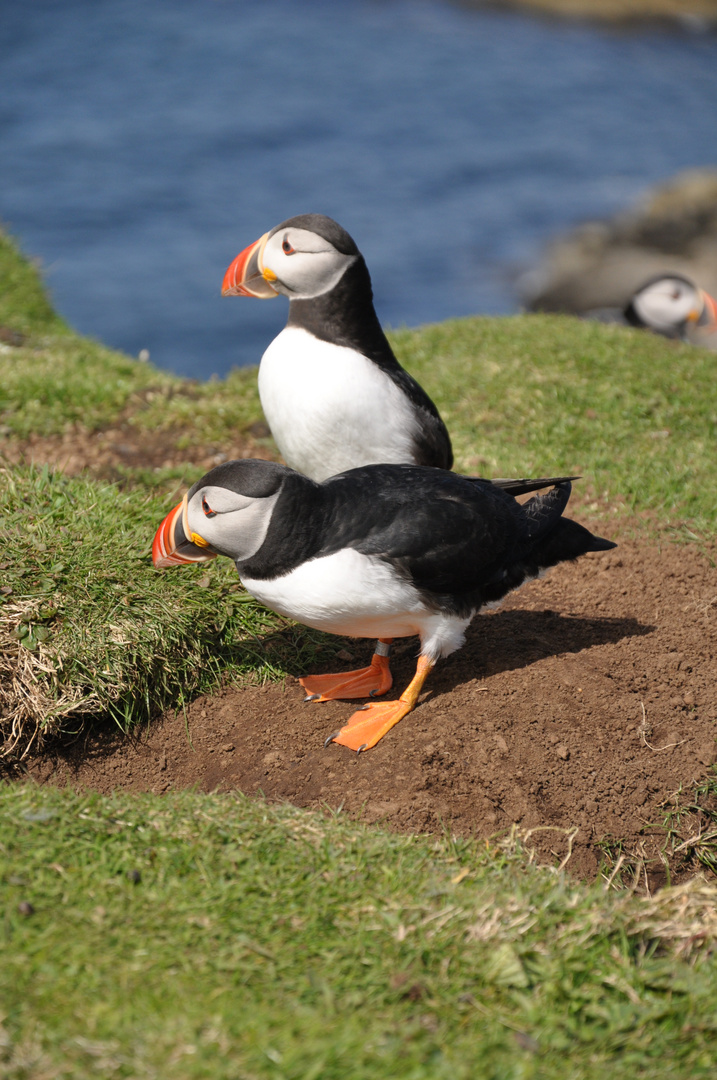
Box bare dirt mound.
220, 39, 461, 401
28, 540, 717, 884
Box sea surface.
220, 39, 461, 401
1, 0, 716, 378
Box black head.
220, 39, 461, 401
186, 459, 294, 503
268, 214, 360, 257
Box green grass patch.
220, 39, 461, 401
0, 466, 334, 759
391, 315, 717, 534
2, 784, 717, 1079
0, 327, 261, 446
0, 229, 262, 444
0, 228, 64, 337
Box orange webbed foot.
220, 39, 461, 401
325, 698, 413, 752
299, 645, 392, 702
325, 655, 435, 752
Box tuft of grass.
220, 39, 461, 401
589, 770, 717, 889
0, 466, 334, 760
2, 784, 717, 1079
653, 769, 717, 878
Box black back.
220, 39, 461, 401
238, 464, 615, 618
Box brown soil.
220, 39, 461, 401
24, 533, 717, 886
1, 418, 274, 484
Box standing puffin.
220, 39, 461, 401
624, 274, 717, 342
222, 213, 453, 479
153, 460, 615, 752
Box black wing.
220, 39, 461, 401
319, 466, 525, 600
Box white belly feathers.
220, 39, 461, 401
241, 548, 471, 658
258, 327, 420, 482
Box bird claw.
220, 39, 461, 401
304, 692, 321, 702
357, 743, 368, 754
324, 731, 341, 747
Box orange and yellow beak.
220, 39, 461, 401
221, 232, 278, 299
694, 288, 717, 331
152, 496, 218, 569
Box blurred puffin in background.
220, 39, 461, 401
153, 460, 615, 752
624, 273, 717, 345
222, 213, 457, 701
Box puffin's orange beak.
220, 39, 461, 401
696, 288, 717, 330
221, 232, 278, 299
152, 497, 217, 569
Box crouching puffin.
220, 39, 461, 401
152, 460, 615, 752
624, 274, 717, 343
222, 213, 456, 700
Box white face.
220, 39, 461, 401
633, 277, 701, 332
184, 485, 280, 562
261, 227, 357, 300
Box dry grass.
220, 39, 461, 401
0, 599, 98, 761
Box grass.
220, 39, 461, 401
2, 784, 717, 1080
391, 315, 717, 535
0, 466, 335, 759
0, 228, 261, 448
0, 229, 64, 337
651, 770, 717, 879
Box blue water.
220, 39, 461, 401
1, 0, 716, 378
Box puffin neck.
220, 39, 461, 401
286, 257, 400, 371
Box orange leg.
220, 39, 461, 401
300, 639, 393, 702
325, 655, 435, 752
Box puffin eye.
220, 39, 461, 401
282, 237, 295, 255
202, 496, 217, 518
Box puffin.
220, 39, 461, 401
624, 274, 717, 343
222, 213, 455, 700
152, 460, 616, 752
222, 213, 453, 479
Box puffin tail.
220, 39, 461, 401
531, 518, 616, 568
482, 485, 616, 605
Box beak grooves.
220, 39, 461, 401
222, 233, 278, 299
152, 498, 217, 568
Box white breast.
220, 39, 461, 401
258, 326, 421, 482
241, 548, 473, 660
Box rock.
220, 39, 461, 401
521, 169, 717, 340
461, 0, 717, 27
